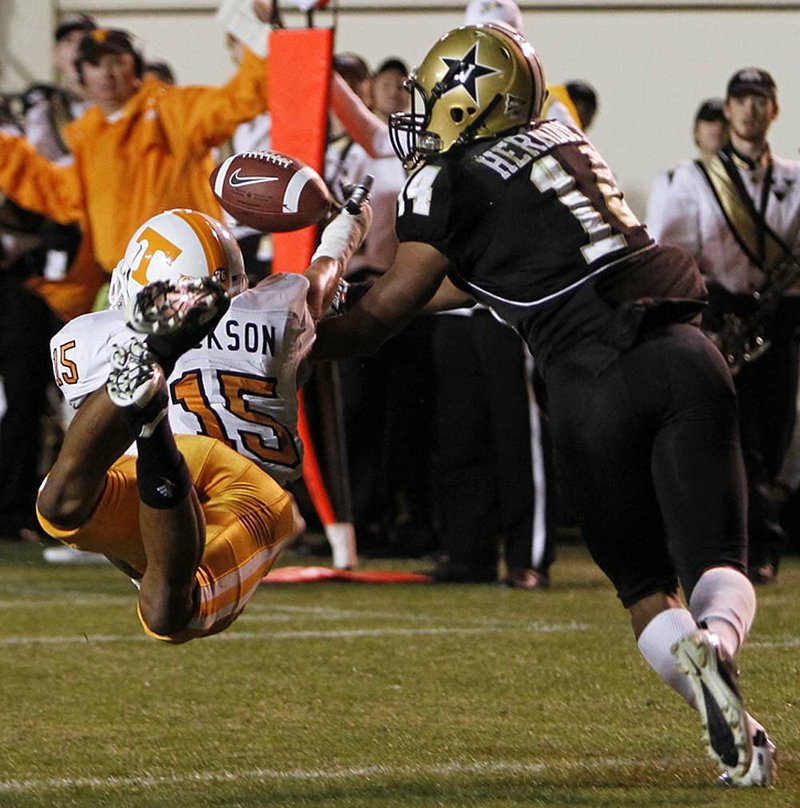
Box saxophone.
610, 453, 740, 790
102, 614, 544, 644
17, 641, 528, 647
708, 257, 800, 375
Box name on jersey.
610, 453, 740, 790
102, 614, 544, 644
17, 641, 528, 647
203, 318, 278, 356
475, 122, 584, 180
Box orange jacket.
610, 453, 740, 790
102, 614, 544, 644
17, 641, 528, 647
0, 49, 268, 273
24, 237, 108, 322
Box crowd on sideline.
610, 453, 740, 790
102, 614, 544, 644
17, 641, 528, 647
0, 3, 798, 595
0, 0, 787, 789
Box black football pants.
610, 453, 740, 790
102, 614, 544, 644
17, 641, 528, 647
544, 322, 747, 607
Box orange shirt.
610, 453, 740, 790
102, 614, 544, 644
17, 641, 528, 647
0, 49, 268, 273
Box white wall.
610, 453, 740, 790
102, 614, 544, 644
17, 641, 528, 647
1, 1, 798, 220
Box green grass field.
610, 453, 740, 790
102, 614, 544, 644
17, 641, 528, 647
0, 538, 797, 808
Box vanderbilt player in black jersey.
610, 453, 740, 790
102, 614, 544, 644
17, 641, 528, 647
312, 24, 777, 786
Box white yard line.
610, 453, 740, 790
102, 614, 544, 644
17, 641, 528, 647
249, 603, 590, 631
2, 753, 794, 795
0, 757, 665, 795
747, 637, 800, 649
0, 622, 587, 647
0, 595, 133, 609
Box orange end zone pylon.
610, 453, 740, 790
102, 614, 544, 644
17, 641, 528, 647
268, 27, 333, 274
268, 27, 357, 569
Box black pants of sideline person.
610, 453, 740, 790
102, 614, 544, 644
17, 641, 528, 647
430, 309, 557, 582
338, 314, 439, 557
0, 277, 59, 540
734, 306, 800, 578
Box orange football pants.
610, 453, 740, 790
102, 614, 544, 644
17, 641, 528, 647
38, 435, 294, 643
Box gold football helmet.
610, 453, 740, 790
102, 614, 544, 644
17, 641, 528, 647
389, 23, 546, 168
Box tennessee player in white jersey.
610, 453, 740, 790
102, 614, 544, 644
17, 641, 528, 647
54, 231, 314, 485
38, 204, 369, 643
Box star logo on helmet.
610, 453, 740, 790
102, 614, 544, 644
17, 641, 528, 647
440, 45, 499, 103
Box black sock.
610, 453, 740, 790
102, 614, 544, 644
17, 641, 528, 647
135, 418, 193, 509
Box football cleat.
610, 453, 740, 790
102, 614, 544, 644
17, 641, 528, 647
106, 338, 168, 438
672, 629, 752, 779
127, 277, 230, 338
718, 727, 777, 787
126, 278, 230, 374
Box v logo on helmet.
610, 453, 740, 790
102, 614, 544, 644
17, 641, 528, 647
440, 45, 499, 103
228, 168, 280, 188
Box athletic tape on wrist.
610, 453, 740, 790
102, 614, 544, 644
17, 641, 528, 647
311, 211, 366, 264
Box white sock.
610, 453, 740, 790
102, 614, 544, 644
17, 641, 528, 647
689, 566, 756, 658
637, 607, 698, 709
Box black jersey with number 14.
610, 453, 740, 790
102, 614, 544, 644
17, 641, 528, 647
395, 120, 706, 371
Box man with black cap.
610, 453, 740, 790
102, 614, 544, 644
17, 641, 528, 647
0, 13, 99, 544
651, 67, 800, 586
23, 13, 97, 160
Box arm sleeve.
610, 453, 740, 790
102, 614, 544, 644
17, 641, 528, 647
330, 72, 395, 159
168, 47, 269, 151
644, 171, 670, 235
50, 312, 136, 408
0, 131, 83, 224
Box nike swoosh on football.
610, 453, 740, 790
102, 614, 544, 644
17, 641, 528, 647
228, 168, 280, 188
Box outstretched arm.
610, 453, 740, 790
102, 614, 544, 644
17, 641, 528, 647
311, 240, 451, 360
305, 187, 373, 320
175, 45, 269, 149
0, 131, 82, 223
330, 72, 396, 159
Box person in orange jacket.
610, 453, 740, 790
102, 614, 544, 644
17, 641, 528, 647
0, 27, 269, 278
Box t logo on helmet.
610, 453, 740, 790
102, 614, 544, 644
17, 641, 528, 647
131, 227, 182, 287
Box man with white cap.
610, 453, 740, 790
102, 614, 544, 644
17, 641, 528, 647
464, 0, 592, 130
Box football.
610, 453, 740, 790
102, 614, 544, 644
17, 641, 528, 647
210, 150, 332, 232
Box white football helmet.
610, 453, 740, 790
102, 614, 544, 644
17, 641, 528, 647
108, 208, 247, 310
